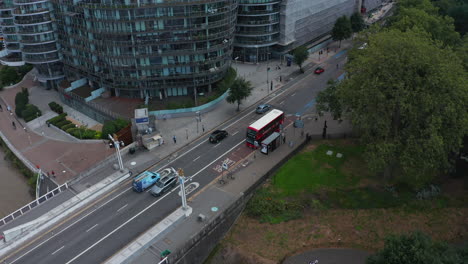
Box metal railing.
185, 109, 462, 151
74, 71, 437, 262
0, 183, 69, 228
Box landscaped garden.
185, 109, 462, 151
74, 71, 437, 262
46, 101, 129, 140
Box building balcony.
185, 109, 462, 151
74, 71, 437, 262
239, 0, 280, 5
0, 20, 15, 26
0, 53, 25, 66
21, 46, 57, 55
23, 54, 60, 64
13, 8, 49, 16
0, 13, 14, 18
235, 30, 279, 37
236, 19, 279, 26
17, 28, 54, 36
36, 72, 64, 82
20, 38, 56, 45
14, 17, 52, 26
237, 9, 280, 16
0, 7, 15, 11
233, 39, 278, 48
13, 0, 49, 6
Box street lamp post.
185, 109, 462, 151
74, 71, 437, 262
108, 134, 124, 171
234, 56, 239, 73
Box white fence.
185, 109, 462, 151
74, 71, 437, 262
0, 183, 68, 228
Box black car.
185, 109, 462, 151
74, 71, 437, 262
209, 130, 228, 143
150, 174, 178, 196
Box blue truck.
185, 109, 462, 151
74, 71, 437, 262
132, 167, 177, 192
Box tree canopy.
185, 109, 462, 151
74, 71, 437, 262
332, 15, 352, 47
226, 77, 253, 111
316, 29, 468, 188
367, 232, 468, 264
293, 46, 309, 73
391, 6, 460, 46
350, 12, 365, 33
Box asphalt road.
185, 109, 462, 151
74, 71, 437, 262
3, 55, 347, 264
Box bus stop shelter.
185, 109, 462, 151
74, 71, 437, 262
261, 132, 281, 155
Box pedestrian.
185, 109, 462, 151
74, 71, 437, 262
336, 63, 339, 69
0, 104, 2, 111
12, 121, 16, 129
173, 135, 177, 144
202, 124, 205, 133
51, 171, 55, 178
7, 105, 11, 113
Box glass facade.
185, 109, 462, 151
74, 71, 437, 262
0, 0, 24, 66
233, 0, 280, 63
51, 0, 238, 98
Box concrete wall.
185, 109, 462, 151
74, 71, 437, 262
279, 0, 355, 50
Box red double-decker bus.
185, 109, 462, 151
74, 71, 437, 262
246, 109, 284, 148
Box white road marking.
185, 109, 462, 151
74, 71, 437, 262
85, 224, 98, 233
231, 131, 239, 136
291, 92, 296, 97
213, 143, 221, 148
64, 140, 245, 264
9, 71, 294, 263
279, 101, 284, 105
193, 156, 201, 162
51, 246, 64, 255
116, 204, 128, 212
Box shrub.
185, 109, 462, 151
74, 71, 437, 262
61, 123, 76, 131
56, 120, 71, 128
0, 66, 20, 85
14, 90, 29, 117
66, 127, 77, 134
94, 131, 102, 139
101, 118, 130, 139
48, 101, 63, 114
22, 104, 41, 122
48, 113, 67, 125
82, 129, 97, 139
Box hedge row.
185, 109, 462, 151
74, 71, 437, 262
47, 113, 101, 139
48, 101, 63, 114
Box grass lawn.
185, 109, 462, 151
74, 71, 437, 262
246, 139, 468, 223
272, 142, 366, 195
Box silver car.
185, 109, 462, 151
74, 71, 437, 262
256, 104, 271, 114
150, 175, 178, 196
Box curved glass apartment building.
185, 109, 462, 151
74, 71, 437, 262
14, 0, 63, 87
233, 0, 280, 63
52, 0, 238, 98
0, 0, 24, 66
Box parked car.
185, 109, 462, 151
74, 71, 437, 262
314, 67, 325, 74
256, 104, 271, 114
209, 130, 228, 143
150, 174, 178, 196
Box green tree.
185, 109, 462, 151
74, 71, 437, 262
0, 66, 20, 85
316, 29, 468, 188
398, 0, 439, 15
350, 12, 365, 33
448, 3, 468, 35
367, 232, 468, 264
316, 80, 343, 120
391, 7, 460, 46
292, 46, 309, 73
101, 121, 116, 139
332, 15, 352, 47
226, 77, 253, 111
